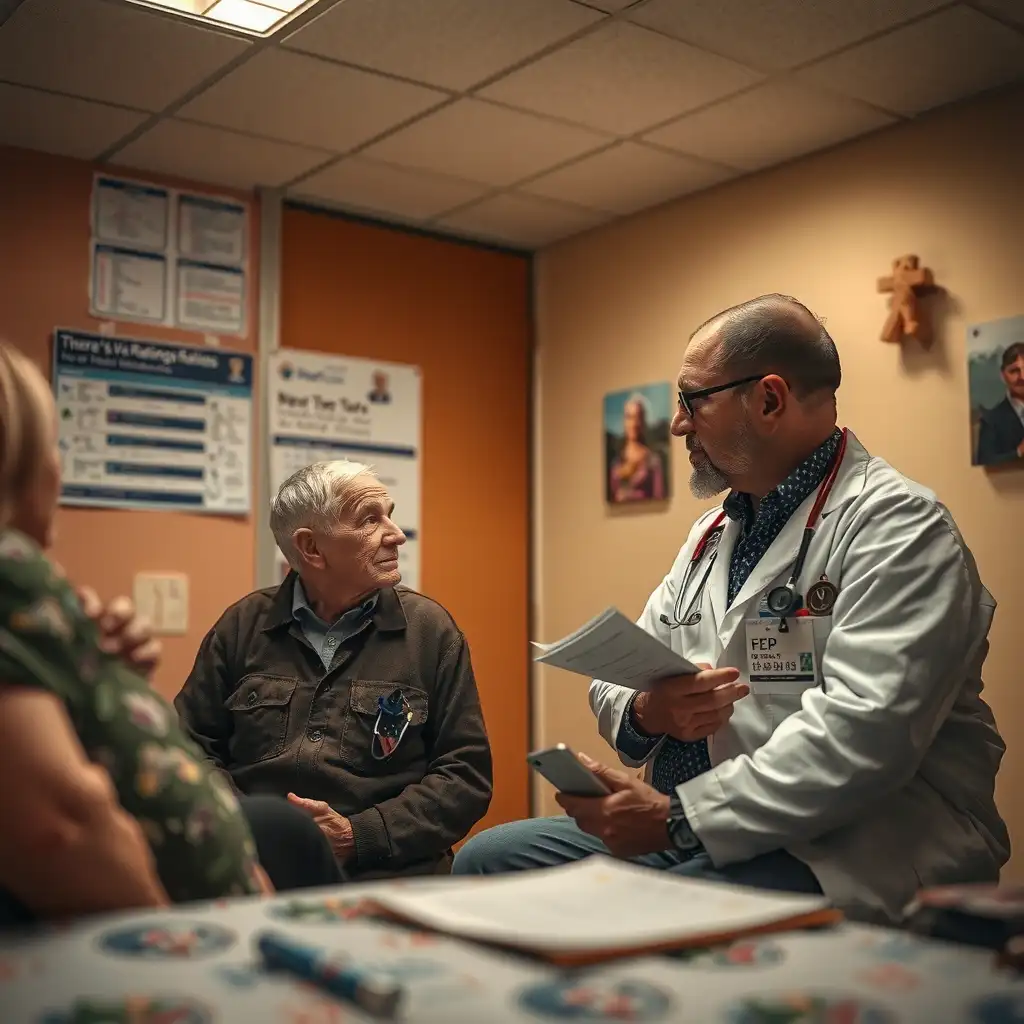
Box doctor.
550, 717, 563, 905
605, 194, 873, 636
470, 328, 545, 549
453, 294, 1010, 923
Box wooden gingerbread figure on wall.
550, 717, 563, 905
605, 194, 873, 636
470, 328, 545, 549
877, 254, 936, 345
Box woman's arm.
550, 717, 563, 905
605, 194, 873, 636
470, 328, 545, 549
0, 683, 169, 919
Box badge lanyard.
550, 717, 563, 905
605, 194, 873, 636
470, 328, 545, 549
371, 688, 413, 760
764, 427, 847, 630
661, 428, 847, 631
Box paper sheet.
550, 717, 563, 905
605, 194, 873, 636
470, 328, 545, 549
533, 607, 699, 689
88, 173, 250, 337
92, 245, 167, 322
372, 856, 833, 955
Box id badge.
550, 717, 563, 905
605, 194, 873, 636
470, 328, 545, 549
744, 617, 817, 692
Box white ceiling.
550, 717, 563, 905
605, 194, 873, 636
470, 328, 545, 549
1, 0, 1022, 251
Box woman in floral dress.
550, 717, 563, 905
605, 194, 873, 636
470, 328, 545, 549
0, 341, 266, 923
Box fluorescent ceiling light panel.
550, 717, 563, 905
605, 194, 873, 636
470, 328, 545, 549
206, 0, 282, 32
120, 0, 308, 35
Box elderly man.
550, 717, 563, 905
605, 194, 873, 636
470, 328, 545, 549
175, 461, 492, 883
455, 294, 1009, 924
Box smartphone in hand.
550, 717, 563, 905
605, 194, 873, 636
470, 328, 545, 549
528, 744, 610, 797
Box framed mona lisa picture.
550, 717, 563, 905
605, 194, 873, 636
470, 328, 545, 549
604, 382, 672, 504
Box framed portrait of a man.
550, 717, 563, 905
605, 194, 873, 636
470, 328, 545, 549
967, 315, 1024, 468
604, 382, 672, 504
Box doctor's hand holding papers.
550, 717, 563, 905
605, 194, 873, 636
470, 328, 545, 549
532, 607, 748, 742
455, 294, 1010, 926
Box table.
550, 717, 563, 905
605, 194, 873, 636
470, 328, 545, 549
0, 881, 1021, 1022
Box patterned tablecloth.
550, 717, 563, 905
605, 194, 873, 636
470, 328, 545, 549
0, 880, 1021, 1023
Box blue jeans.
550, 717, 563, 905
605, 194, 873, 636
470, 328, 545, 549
452, 815, 822, 894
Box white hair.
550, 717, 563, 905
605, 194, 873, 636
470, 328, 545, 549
270, 459, 376, 569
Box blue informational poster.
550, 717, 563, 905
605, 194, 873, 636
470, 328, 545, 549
52, 328, 253, 514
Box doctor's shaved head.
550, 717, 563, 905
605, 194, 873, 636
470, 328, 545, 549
675, 294, 843, 500
694, 294, 842, 401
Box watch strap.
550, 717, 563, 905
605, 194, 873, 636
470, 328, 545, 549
667, 792, 701, 852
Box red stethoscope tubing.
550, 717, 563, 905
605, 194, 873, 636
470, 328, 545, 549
667, 428, 848, 628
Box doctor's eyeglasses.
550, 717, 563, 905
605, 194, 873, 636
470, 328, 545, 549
677, 375, 764, 418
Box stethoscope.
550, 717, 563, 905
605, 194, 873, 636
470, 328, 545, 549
660, 428, 848, 632
371, 688, 413, 760
660, 512, 727, 629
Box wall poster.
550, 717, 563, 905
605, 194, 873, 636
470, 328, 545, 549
268, 350, 421, 588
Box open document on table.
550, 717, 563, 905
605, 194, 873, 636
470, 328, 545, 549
367, 856, 840, 965
532, 607, 700, 690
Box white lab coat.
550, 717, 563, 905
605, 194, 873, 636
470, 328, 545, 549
589, 431, 1010, 923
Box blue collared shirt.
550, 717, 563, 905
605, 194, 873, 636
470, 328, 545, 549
292, 579, 378, 671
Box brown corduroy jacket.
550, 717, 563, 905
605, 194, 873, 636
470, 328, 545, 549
173, 575, 493, 879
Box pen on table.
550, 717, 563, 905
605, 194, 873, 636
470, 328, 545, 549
256, 929, 405, 1019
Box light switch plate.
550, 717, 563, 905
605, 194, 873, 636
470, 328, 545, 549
133, 572, 189, 636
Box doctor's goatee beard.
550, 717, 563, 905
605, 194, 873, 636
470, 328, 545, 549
688, 444, 729, 499
687, 433, 754, 499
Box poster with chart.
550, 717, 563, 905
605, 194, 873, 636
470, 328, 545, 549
268, 350, 421, 589
89, 175, 248, 337
53, 329, 253, 514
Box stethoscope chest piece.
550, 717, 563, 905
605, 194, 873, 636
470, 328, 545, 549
765, 582, 799, 618
806, 575, 838, 616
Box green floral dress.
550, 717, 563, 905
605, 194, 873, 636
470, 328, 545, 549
0, 529, 261, 904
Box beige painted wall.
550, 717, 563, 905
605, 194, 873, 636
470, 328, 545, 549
532, 83, 1024, 879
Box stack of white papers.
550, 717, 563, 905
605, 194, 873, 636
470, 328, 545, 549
532, 607, 699, 690
368, 856, 839, 964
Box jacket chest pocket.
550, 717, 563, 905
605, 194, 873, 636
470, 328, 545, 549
338, 680, 429, 773
224, 675, 298, 765
768, 616, 833, 729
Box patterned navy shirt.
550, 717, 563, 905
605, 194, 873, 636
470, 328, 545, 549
618, 428, 843, 798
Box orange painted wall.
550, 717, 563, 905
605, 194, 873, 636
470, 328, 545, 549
0, 145, 259, 703
279, 205, 532, 831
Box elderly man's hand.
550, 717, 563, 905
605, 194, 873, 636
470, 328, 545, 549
77, 587, 162, 681
556, 753, 672, 858
253, 863, 275, 898
288, 793, 356, 862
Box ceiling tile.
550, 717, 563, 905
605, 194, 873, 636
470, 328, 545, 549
111, 119, 331, 189
0, 84, 146, 160
284, 0, 604, 91
576, 0, 642, 10
0, 0, 249, 112
179, 49, 445, 153
797, 6, 1024, 116
645, 79, 897, 171
434, 193, 610, 249
360, 99, 610, 187
293, 157, 491, 221
479, 21, 762, 135
628, 0, 949, 72
522, 141, 737, 214
973, 0, 1024, 29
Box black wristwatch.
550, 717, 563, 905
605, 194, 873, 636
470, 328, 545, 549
666, 792, 702, 852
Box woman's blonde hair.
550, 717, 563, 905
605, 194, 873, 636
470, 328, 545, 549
0, 342, 54, 530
